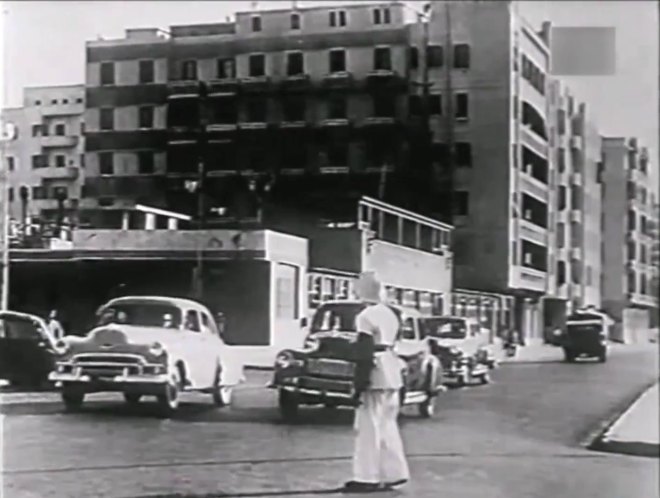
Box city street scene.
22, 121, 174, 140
0, 1, 658, 497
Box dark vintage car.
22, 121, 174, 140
268, 301, 444, 421
560, 311, 609, 362
419, 316, 495, 386
0, 311, 58, 387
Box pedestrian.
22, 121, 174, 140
342, 271, 410, 493
47, 310, 65, 341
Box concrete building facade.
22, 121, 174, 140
601, 136, 659, 342
2, 85, 85, 226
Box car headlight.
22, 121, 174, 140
553, 329, 562, 337
449, 346, 462, 356
54, 340, 69, 355
303, 335, 320, 350
275, 351, 296, 369
149, 341, 165, 357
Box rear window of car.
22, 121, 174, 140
0, 317, 43, 340
311, 303, 367, 332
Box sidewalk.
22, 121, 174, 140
494, 339, 564, 364
593, 382, 659, 458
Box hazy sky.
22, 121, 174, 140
1, 0, 658, 175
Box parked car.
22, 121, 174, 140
0, 311, 58, 387
419, 316, 494, 386
269, 301, 444, 421
49, 296, 244, 417
560, 311, 608, 363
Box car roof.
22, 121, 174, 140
315, 300, 423, 318
0, 310, 48, 327
102, 296, 209, 313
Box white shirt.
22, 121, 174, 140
355, 303, 404, 390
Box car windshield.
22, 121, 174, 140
97, 302, 183, 329
310, 303, 367, 333
0, 315, 44, 340
419, 317, 467, 339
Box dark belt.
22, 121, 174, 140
374, 344, 394, 352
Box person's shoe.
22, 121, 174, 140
341, 481, 382, 493
382, 479, 408, 490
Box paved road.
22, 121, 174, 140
1, 346, 658, 498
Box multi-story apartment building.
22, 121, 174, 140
547, 79, 603, 313
2, 85, 85, 226
601, 136, 659, 342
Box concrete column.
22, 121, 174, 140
167, 218, 178, 230
121, 212, 130, 230
145, 213, 156, 230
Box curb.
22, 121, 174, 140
584, 379, 660, 457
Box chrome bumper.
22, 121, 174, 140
49, 369, 169, 385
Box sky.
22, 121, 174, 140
1, 0, 658, 180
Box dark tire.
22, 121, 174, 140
598, 350, 607, 363
156, 369, 181, 418
211, 365, 233, 407
398, 387, 406, 407
479, 371, 491, 385
418, 396, 435, 418
278, 389, 299, 422
124, 393, 142, 405
62, 388, 85, 412
564, 349, 575, 363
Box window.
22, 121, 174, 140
8, 188, 13, 202
55, 155, 66, 168
100, 62, 115, 85
248, 54, 266, 77
409, 47, 419, 69
557, 222, 565, 248
429, 95, 442, 115
558, 186, 567, 210
62, 99, 69, 104
35, 100, 41, 105
181, 60, 197, 80
329, 49, 346, 73
426, 45, 443, 68
628, 210, 636, 231
455, 142, 472, 167
373, 8, 381, 24
408, 96, 422, 116
641, 244, 648, 263
455, 92, 469, 119
373, 47, 392, 71
326, 142, 349, 167
216, 58, 236, 80
275, 264, 299, 319
31, 124, 42, 137
372, 96, 395, 117
51, 99, 58, 105
80, 122, 86, 135
31, 155, 46, 169
290, 12, 301, 30
286, 52, 304, 76
454, 44, 470, 69
283, 97, 306, 122
52, 186, 68, 200
99, 152, 114, 175
246, 98, 267, 122
137, 151, 155, 174
7, 157, 15, 171
76, 97, 83, 104
327, 97, 347, 120
383, 7, 391, 24
80, 154, 85, 168
54, 123, 66, 136
99, 108, 114, 131
455, 191, 469, 216
329, 10, 347, 27
251, 15, 262, 32
138, 106, 154, 129
98, 197, 114, 207
32, 186, 46, 200
139, 60, 155, 84
627, 270, 636, 293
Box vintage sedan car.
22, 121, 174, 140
419, 316, 494, 386
0, 311, 58, 387
269, 301, 444, 421
49, 296, 244, 417
559, 311, 609, 363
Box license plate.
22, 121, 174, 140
306, 359, 354, 378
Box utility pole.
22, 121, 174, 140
443, 0, 455, 224
192, 81, 208, 300
419, 8, 432, 214
0, 120, 17, 311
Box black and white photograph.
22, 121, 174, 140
0, 1, 658, 497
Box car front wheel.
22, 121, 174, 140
156, 370, 181, 418
124, 393, 142, 405
564, 348, 575, 363
598, 350, 607, 363
278, 389, 299, 422
212, 366, 233, 407
62, 388, 85, 412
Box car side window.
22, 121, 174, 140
201, 312, 218, 336
401, 317, 416, 340
184, 310, 201, 333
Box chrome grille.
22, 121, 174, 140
73, 353, 144, 365
305, 358, 355, 379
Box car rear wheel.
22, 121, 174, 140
598, 350, 607, 363
62, 388, 85, 412
479, 371, 491, 385
156, 370, 181, 418
278, 389, 299, 422
418, 395, 435, 418
212, 365, 233, 407
563, 348, 575, 363
124, 393, 142, 405
457, 365, 471, 387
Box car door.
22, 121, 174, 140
203, 311, 243, 386
0, 316, 55, 382
181, 309, 213, 388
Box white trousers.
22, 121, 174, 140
352, 390, 410, 484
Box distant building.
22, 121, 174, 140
2, 85, 85, 226
601, 137, 659, 342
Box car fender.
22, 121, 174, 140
217, 354, 245, 387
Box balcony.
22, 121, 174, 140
571, 171, 583, 185
520, 126, 548, 158
570, 209, 581, 223
167, 80, 201, 100
40, 102, 85, 117
279, 119, 310, 130
628, 291, 658, 308
280, 73, 312, 92
40, 167, 79, 180
206, 79, 240, 97
322, 72, 354, 90
519, 172, 548, 201
240, 76, 272, 94
319, 118, 352, 129
511, 265, 547, 293
519, 219, 547, 246
362, 116, 397, 128
238, 120, 269, 131
365, 70, 404, 90
167, 128, 200, 145
570, 246, 581, 259
41, 135, 79, 148
206, 123, 238, 133
570, 135, 583, 150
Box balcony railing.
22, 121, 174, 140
322, 71, 354, 90
206, 79, 240, 96
519, 172, 548, 201
362, 116, 397, 127
41, 135, 79, 148
167, 80, 202, 99
570, 209, 581, 223
571, 171, 582, 185
570, 135, 583, 150
240, 76, 272, 93
319, 118, 352, 128
41, 167, 79, 180
281, 73, 312, 92
41, 103, 85, 117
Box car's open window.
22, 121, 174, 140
401, 317, 417, 340
184, 310, 201, 333
201, 312, 219, 337
470, 322, 480, 337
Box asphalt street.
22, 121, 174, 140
1, 345, 658, 498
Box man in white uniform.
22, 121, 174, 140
343, 272, 410, 493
